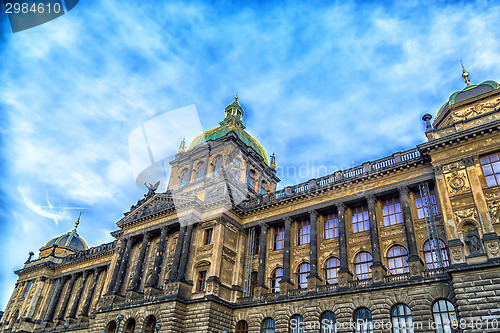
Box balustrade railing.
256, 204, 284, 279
287, 288, 308, 297
349, 278, 372, 288
262, 292, 280, 300
316, 283, 338, 294
383, 272, 410, 283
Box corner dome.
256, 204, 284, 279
437, 80, 499, 117
187, 97, 268, 164
45, 230, 88, 251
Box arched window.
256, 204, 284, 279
124, 318, 136, 333
320, 311, 337, 333
270, 267, 282, 293
391, 304, 413, 333
387, 245, 409, 275
290, 314, 305, 333
325, 258, 340, 284
106, 320, 117, 333
262, 318, 275, 333
432, 300, 457, 333
213, 155, 223, 176
143, 316, 156, 333
248, 170, 256, 190
236, 320, 249, 333
179, 168, 188, 188
195, 162, 205, 181
297, 263, 310, 289
261, 181, 267, 194
354, 252, 373, 280
354, 308, 373, 333
423, 240, 450, 269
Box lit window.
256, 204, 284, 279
248, 170, 256, 190
235, 320, 248, 333
203, 228, 213, 245
480, 153, 500, 187
423, 240, 449, 269
273, 226, 284, 250
382, 198, 402, 226
324, 213, 339, 239
197, 271, 207, 292
23, 281, 33, 298
213, 155, 223, 176
297, 219, 310, 245
432, 300, 457, 333
261, 181, 267, 194
355, 252, 373, 280
354, 308, 373, 333
290, 315, 305, 333
179, 169, 188, 188
262, 318, 275, 333
270, 268, 282, 293
325, 258, 340, 284
387, 246, 409, 275
320, 311, 337, 333
352, 206, 369, 233
297, 263, 310, 289
415, 190, 439, 219
195, 162, 205, 181
391, 304, 414, 333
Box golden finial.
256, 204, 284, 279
73, 212, 82, 233
234, 92, 238, 104
177, 137, 186, 153
461, 60, 470, 86
270, 153, 276, 169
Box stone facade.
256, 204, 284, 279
2, 80, 500, 333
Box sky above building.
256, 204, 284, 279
1, 0, 500, 309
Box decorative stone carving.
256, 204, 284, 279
445, 170, 470, 195
486, 197, 500, 224
442, 161, 465, 173
452, 98, 500, 120
454, 208, 478, 224
451, 248, 463, 262
486, 242, 499, 256
465, 228, 483, 255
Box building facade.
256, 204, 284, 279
2, 73, 500, 333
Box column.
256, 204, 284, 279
56, 274, 77, 320
308, 210, 322, 290
45, 277, 65, 322
367, 195, 386, 283
254, 223, 268, 297
336, 203, 352, 288
128, 233, 150, 292
280, 217, 293, 294
80, 268, 102, 317
168, 226, 186, 283
113, 238, 133, 294
67, 270, 90, 318
146, 227, 168, 288
105, 238, 127, 295
399, 187, 424, 277
177, 223, 194, 282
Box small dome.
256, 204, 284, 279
437, 80, 499, 117
45, 230, 88, 251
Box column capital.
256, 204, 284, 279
259, 223, 268, 231
335, 202, 346, 213
398, 186, 410, 198
366, 195, 377, 206
283, 216, 292, 225
433, 164, 444, 175
461, 156, 476, 167
308, 210, 318, 220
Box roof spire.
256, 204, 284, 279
461, 60, 470, 86
270, 153, 276, 169
177, 137, 186, 153
73, 212, 82, 233
234, 92, 238, 104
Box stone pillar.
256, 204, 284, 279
433, 166, 460, 239
56, 274, 77, 321
113, 238, 133, 294
336, 203, 353, 288
105, 238, 127, 295
254, 223, 268, 297
280, 217, 294, 294
45, 277, 65, 322
169, 226, 186, 283
177, 223, 194, 282
128, 233, 150, 292
307, 210, 322, 290
399, 186, 424, 277
80, 268, 101, 317
67, 270, 90, 318
367, 195, 386, 283
147, 227, 168, 288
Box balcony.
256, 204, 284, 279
287, 288, 308, 297
383, 272, 410, 283
349, 278, 373, 288
316, 283, 338, 294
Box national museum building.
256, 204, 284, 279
2, 71, 500, 333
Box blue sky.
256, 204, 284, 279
1, 0, 500, 309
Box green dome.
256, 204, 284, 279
45, 230, 88, 251
437, 80, 499, 117
187, 97, 268, 164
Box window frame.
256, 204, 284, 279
213, 155, 223, 176
320, 311, 337, 333
195, 162, 205, 181
235, 320, 249, 333
432, 299, 457, 333
297, 263, 310, 289
414, 189, 439, 219
203, 228, 213, 245
297, 219, 311, 245
354, 252, 373, 280
423, 239, 450, 269
480, 152, 500, 187
270, 267, 282, 293
262, 318, 275, 333
196, 270, 207, 292
179, 168, 189, 188
352, 206, 370, 233
324, 213, 339, 239
325, 257, 340, 284
273, 226, 284, 250
354, 307, 373, 333
248, 169, 256, 191
391, 304, 414, 333
387, 245, 409, 275
382, 197, 403, 226
290, 314, 305, 333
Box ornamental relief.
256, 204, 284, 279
380, 227, 404, 238
320, 240, 339, 250
445, 170, 470, 195
454, 208, 478, 224
442, 161, 465, 173
486, 193, 500, 224
348, 235, 370, 244
452, 98, 500, 121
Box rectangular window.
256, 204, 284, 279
23, 281, 33, 298
274, 226, 284, 250
197, 270, 207, 292
297, 219, 310, 245
203, 228, 213, 245
480, 152, 500, 187
324, 213, 339, 239
352, 206, 369, 233
415, 190, 439, 219
253, 230, 261, 255
382, 198, 403, 226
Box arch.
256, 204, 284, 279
387, 245, 409, 275
270, 267, 282, 293
106, 320, 117, 333
432, 299, 457, 333
290, 314, 305, 333
391, 304, 413, 333
320, 311, 337, 333
324, 257, 340, 284
143, 315, 156, 333
212, 155, 223, 176
235, 320, 248, 333
354, 307, 373, 333
261, 317, 275, 333
124, 318, 136, 333
354, 252, 373, 280
423, 239, 449, 269
296, 262, 310, 289
195, 260, 211, 269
